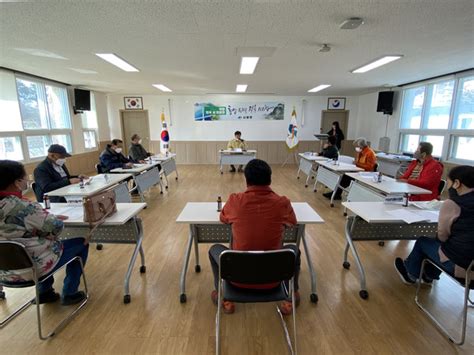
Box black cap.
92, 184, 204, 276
48, 144, 71, 157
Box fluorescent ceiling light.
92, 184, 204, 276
153, 84, 172, 92
14, 48, 67, 60
236, 84, 248, 93
308, 84, 331, 93
69, 68, 98, 74
240, 57, 259, 74
95, 53, 139, 72
351, 55, 403, 73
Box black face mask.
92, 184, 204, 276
448, 187, 458, 200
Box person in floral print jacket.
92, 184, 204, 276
0, 160, 89, 305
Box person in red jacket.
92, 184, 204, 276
398, 142, 443, 201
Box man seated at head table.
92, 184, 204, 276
324, 137, 377, 200
208, 159, 301, 315
128, 134, 152, 162
99, 139, 134, 173
227, 130, 247, 172
395, 165, 474, 285
397, 142, 443, 201
33, 144, 88, 202
318, 135, 339, 160
0, 160, 88, 305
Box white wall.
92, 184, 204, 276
105, 94, 360, 142
354, 90, 402, 152
93, 92, 110, 141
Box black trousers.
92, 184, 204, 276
208, 243, 301, 292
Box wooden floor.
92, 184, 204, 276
1, 165, 472, 354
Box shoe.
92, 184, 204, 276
211, 290, 235, 314
278, 291, 301, 316
421, 275, 433, 286
237, 167, 244, 173
61, 291, 86, 305
33, 289, 60, 304
332, 194, 342, 201
323, 192, 333, 199
394, 258, 416, 285
229, 168, 236, 173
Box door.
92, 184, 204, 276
320, 110, 349, 137
120, 110, 151, 156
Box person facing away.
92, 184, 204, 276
398, 142, 443, 201
208, 159, 300, 315
0, 160, 88, 305
227, 130, 247, 172
327, 121, 345, 150
394, 165, 474, 285
34, 144, 88, 202
353, 137, 377, 172
319, 135, 339, 159
128, 134, 151, 162
99, 139, 133, 173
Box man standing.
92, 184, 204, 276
398, 142, 443, 201
208, 159, 301, 315
34, 144, 87, 202
128, 134, 151, 162
99, 139, 133, 173
227, 131, 247, 172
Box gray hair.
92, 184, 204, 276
353, 137, 368, 148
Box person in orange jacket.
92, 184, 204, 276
398, 142, 443, 201
324, 137, 377, 200
354, 137, 377, 172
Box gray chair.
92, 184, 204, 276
216, 249, 297, 354
0, 240, 89, 340
415, 259, 474, 345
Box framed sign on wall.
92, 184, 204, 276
124, 97, 143, 110
327, 97, 346, 110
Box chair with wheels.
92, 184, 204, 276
95, 163, 104, 174
215, 249, 297, 355
415, 259, 473, 345
0, 240, 89, 340
31, 182, 42, 202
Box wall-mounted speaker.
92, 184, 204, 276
377, 91, 394, 115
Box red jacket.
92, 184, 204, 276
401, 157, 443, 201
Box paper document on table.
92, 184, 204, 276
411, 200, 443, 211
52, 206, 84, 220
358, 172, 378, 179
387, 209, 436, 224
234, 148, 242, 153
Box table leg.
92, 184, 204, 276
343, 218, 368, 299
163, 171, 169, 189
305, 174, 310, 188
123, 219, 144, 304
193, 230, 201, 273
174, 163, 179, 180
302, 234, 318, 303
219, 159, 223, 174
179, 227, 194, 303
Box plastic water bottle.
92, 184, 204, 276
377, 172, 383, 183
79, 177, 85, 189
217, 196, 222, 212
43, 194, 51, 209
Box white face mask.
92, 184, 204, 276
115, 147, 123, 154
138, 139, 142, 144
55, 158, 66, 166
355, 147, 362, 153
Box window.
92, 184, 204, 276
453, 76, 474, 130
399, 73, 474, 162
0, 136, 23, 160
81, 92, 98, 150
451, 136, 474, 161
26, 134, 72, 159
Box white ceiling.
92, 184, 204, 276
1, 0, 473, 96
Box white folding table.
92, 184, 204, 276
47, 173, 133, 199
376, 153, 413, 178
313, 161, 363, 207
296, 153, 330, 187
111, 163, 163, 201
49, 202, 147, 304
147, 153, 179, 187
176, 202, 324, 303
342, 201, 439, 299
218, 150, 257, 174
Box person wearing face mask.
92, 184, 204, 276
323, 137, 376, 200
33, 144, 87, 203
99, 139, 134, 173
0, 160, 89, 305
397, 142, 443, 201
395, 165, 474, 285
128, 134, 152, 163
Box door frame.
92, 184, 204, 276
320, 110, 350, 135
119, 109, 151, 156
